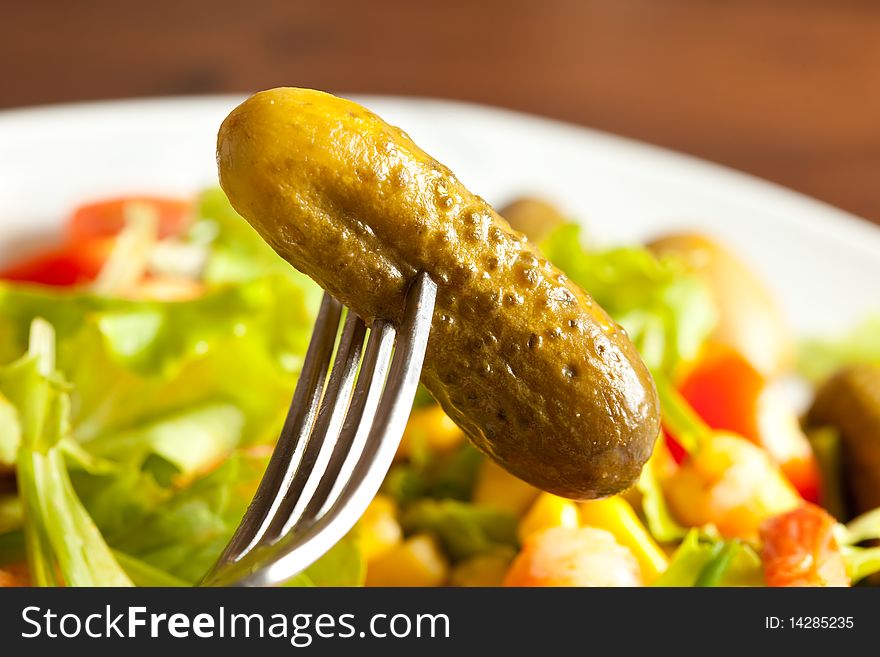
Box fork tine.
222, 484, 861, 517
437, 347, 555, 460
260, 309, 366, 543
202, 293, 342, 579
229, 273, 437, 587
295, 319, 396, 530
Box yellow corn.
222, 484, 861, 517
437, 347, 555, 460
578, 496, 668, 583
358, 494, 403, 563
396, 405, 465, 460
518, 492, 579, 544
365, 533, 449, 587
472, 459, 540, 516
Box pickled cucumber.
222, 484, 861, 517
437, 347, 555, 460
808, 364, 880, 515
217, 88, 660, 499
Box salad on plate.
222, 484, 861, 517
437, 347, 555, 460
1, 90, 879, 588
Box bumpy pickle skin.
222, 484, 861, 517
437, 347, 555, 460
217, 88, 660, 499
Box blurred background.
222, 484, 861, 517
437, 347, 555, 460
2, 0, 879, 224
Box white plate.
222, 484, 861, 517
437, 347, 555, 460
1, 95, 878, 336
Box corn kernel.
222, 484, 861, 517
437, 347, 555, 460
358, 494, 403, 563
365, 533, 449, 587
473, 459, 539, 516
397, 405, 465, 460
517, 492, 579, 544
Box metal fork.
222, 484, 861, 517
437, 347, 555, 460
201, 272, 437, 587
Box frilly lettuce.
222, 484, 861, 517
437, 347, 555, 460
1, 319, 132, 586
0, 190, 366, 586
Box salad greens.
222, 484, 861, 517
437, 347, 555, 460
653, 529, 763, 587
0, 190, 365, 586
7, 188, 864, 588
798, 315, 880, 382
2, 319, 132, 586
0, 191, 723, 587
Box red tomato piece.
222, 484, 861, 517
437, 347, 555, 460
760, 503, 849, 587
0, 238, 115, 287
678, 343, 821, 503
67, 197, 191, 242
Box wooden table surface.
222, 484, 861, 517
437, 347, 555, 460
2, 0, 879, 225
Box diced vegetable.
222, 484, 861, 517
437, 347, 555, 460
636, 439, 689, 543
472, 458, 539, 516
678, 344, 820, 502
384, 442, 483, 504
759, 503, 849, 587
653, 372, 712, 457
0, 238, 114, 287
518, 492, 579, 544
365, 533, 449, 587
683, 345, 819, 500
579, 496, 668, 583
358, 494, 403, 563
397, 405, 465, 461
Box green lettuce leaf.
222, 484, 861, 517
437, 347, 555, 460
636, 453, 688, 544
193, 189, 322, 309
112, 550, 189, 587
0, 273, 312, 455
540, 224, 716, 373
0, 188, 363, 586
841, 507, 880, 545
843, 546, 880, 583
653, 529, 764, 587
85, 402, 245, 480
297, 536, 366, 587
76, 451, 263, 584
798, 316, 880, 382
74, 449, 363, 586
0, 393, 20, 465
838, 508, 880, 584
1, 319, 132, 586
